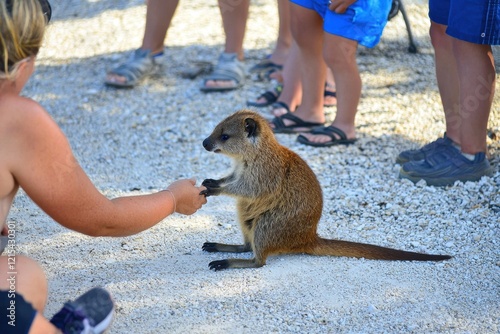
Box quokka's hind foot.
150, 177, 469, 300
208, 258, 265, 271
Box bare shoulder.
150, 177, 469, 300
0, 93, 44, 115
0, 94, 57, 135
0, 94, 67, 152
0, 94, 72, 188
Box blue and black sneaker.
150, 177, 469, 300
399, 150, 494, 187
396, 134, 454, 164
50, 287, 114, 334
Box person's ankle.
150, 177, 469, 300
223, 50, 244, 61
461, 152, 476, 161
460, 145, 487, 158
270, 48, 290, 64
460, 149, 487, 162
330, 123, 355, 139
139, 46, 164, 57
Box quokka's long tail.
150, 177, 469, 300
311, 238, 451, 261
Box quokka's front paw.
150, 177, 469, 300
200, 179, 222, 197
202, 242, 219, 252
202, 179, 220, 188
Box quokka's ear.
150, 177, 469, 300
244, 118, 258, 138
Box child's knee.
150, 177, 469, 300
323, 40, 357, 69
0, 255, 48, 312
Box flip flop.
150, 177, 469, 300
252, 101, 290, 121
323, 90, 337, 107
297, 126, 357, 147
271, 112, 324, 134
247, 84, 283, 108
249, 83, 336, 109
323, 82, 337, 107
271, 101, 292, 117
249, 59, 283, 80
249, 58, 282, 73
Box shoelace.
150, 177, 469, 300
51, 303, 87, 334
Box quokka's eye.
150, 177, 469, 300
221, 134, 229, 141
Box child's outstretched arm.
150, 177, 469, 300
7, 97, 207, 237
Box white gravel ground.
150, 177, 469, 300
9, 0, 499, 333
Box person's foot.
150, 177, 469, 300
270, 112, 325, 134
268, 69, 283, 82
269, 106, 325, 132
297, 123, 355, 145
267, 84, 335, 117
200, 53, 245, 92
399, 150, 494, 186
247, 84, 282, 108
250, 50, 288, 82
265, 52, 286, 82
50, 287, 114, 334
271, 101, 294, 118
105, 48, 163, 88
203, 79, 238, 90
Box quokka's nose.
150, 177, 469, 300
202, 138, 212, 151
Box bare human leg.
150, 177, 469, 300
105, 0, 179, 85
452, 38, 495, 155
270, 3, 325, 131
203, 0, 250, 90
298, 32, 359, 144
430, 22, 460, 144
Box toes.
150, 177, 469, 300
208, 260, 229, 271
272, 108, 288, 118
106, 74, 126, 84
204, 80, 236, 89
301, 133, 333, 144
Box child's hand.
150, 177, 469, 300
167, 178, 207, 215
328, 0, 357, 13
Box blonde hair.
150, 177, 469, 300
0, 0, 47, 80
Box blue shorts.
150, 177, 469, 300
0, 290, 37, 334
429, 0, 500, 45
291, 0, 392, 48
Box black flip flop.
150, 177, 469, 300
297, 126, 357, 147
271, 112, 324, 134
270, 101, 294, 119
247, 84, 283, 108
249, 59, 283, 74
323, 90, 337, 107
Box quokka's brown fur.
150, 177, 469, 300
200, 110, 451, 270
